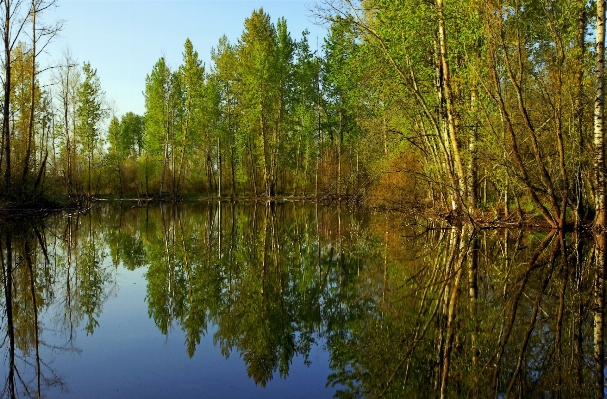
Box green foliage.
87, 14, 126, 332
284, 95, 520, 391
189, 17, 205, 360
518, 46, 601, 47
144, 57, 173, 158
77, 63, 105, 155
76, 62, 107, 194
121, 112, 145, 157
15, 1, 602, 228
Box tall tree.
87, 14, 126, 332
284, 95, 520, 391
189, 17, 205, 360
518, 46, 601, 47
595, 0, 607, 229
177, 39, 205, 194
54, 50, 79, 197
106, 116, 124, 195
291, 30, 321, 195
323, 18, 360, 199
271, 17, 295, 196
76, 62, 106, 196
237, 8, 279, 196
144, 57, 181, 197
211, 36, 240, 195
2, 0, 15, 193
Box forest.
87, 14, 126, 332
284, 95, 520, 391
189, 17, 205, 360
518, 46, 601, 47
5, 1, 607, 397
1, 0, 607, 229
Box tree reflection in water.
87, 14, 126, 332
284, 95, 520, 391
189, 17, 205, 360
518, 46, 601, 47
1, 203, 606, 398
0, 212, 114, 398
327, 225, 605, 398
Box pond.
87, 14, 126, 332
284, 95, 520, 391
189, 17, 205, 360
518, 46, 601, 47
0, 202, 605, 398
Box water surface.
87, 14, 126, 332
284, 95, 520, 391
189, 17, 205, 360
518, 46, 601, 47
0, 202, 605, 398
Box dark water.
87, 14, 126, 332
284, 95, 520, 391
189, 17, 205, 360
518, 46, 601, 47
0, 202, 605, 398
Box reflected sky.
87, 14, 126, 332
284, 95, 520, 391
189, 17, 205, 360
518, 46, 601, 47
43, 267, 333, 399
2, 203, 605, 398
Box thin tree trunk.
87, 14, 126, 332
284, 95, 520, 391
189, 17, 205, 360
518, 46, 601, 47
230, 144, 236, 196
485, 31, 558, 227
88, 153, 91, 196
171, 109, 176, 197
593, 231, 606, 398
575, 4, 587, 229
338, 110, 342, 199
228, 102, 236, 196
218, 136, 222, 197
144, 155, 149, 196
468, 81, 479, 211
2, 234, 15, 397
3, 0, 12, 193
160, 106, 170, 197
64, 69, 72, 196
21, 0, 36, 188
294, 127, 302, 196
33, 151, 46, 191
25, 241, 41, 398
436, 0, 466, 209
595, 0, 607, 228
177, 105, 190, 195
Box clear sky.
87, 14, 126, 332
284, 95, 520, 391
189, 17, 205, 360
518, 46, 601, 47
41, 0, 327, 117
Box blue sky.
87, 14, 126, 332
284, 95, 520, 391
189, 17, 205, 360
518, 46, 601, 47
42, 0, 327, 116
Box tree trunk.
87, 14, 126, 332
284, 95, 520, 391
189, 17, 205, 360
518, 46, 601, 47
3, 0, 12, 193
2, 233, 16, 397
88, 153, 91, 196
338, 110, 342, 199
436, 0, 466, 209
595, 0, 607, 228
160, 106, 170, 197
468, 78, 479, 211
228, 100, 236, 196
33, 151, 47, 191
21, 0, 36, 188
64, 87, 72, 196
593, 232, 606, 398
177, 102, 190, 195
218, 136, 222, 197
575, 5, 587, 229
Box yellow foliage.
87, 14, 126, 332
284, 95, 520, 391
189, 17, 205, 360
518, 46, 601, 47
366, 153, 425, 208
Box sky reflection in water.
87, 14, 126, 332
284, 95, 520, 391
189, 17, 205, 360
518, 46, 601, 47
47, 267, 332, 399
2, 202, 606, 398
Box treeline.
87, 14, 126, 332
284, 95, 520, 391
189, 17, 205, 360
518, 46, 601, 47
5, 2, 607, 228
3, 7, 375, 203
107, 11, 366, 200
0, 7, 370, 203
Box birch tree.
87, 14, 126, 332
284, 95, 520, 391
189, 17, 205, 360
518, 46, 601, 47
595, 0, 606, 229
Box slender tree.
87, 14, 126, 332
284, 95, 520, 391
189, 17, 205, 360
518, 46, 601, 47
595, 0, 607, 229
237, 8, 278, 196
211, 36, 240, 195
144, 57, 181, 197
76, 62, 106, 196
177, 39, 205, 194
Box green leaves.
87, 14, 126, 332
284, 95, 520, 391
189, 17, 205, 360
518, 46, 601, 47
76, 62, 107, 194
77, 62, 106, 155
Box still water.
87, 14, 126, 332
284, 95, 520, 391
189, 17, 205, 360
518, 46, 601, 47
0, 202, 605, 398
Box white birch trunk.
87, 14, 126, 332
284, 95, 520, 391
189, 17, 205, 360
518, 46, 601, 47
595, 0, 606, 228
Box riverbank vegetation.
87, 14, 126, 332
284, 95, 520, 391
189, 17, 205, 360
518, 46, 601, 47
1, 1, 607, 229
